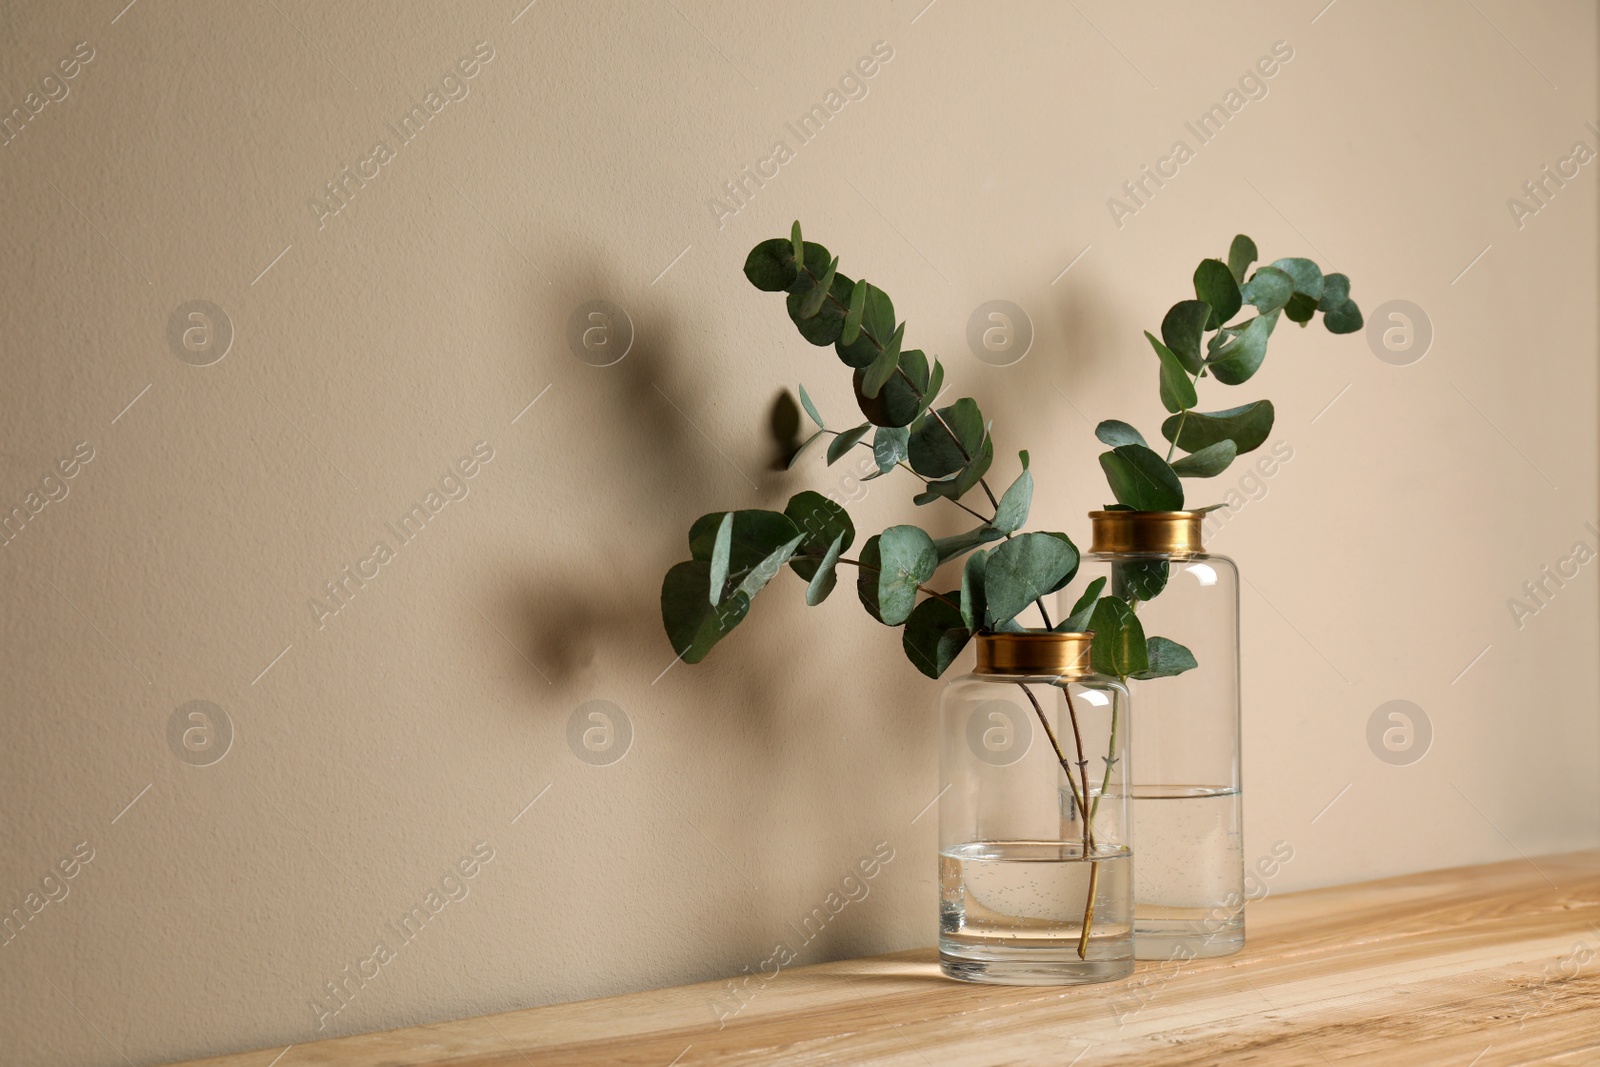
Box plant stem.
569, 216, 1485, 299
1015, 683, 1086, 826
1164, 365, 1208, 462
1060, 682, 1101, 959
1090, 704, 1119, 821
1019, 681, 1099, 960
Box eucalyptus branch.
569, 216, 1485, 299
1060, 682, 1101, 958
793, 258, 1001, 511
838, 436, 993, 524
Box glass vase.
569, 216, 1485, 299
1074, 509, 1243, 960
939, 632, 1133, 985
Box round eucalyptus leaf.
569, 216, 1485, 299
1194, 258, 1242, 330
744, 238, 797, 292
902, 595, 970, 679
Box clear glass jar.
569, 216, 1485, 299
1072, 510, 1243, 960
939, 632, 1133, 985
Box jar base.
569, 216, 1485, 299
940, 948, 1134, 986
1133, 915, 1245, 960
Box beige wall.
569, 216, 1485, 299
1, 1, 1595, 1063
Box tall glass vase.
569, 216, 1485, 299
939, 632, 1133, 985
1074, 510, 1244, 960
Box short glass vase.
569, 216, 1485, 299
938, 631, 1134, 985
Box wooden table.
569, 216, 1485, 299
172, 851, 1600, 1066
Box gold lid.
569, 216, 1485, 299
1088, 510, 1206, 556
974, 631, 1093, 679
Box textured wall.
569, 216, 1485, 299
0, 1, 1595, 1064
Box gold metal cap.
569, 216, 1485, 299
974, 631, 1093, 679
1088, 510, 1206, 556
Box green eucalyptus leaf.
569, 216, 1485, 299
876, 525, 939, 626
992, 468, 1033, 533
798, 383, 824, 429
1194, 258, 1242, 330
798, 255, 839, 319
1112, 560, 1168, 602
1240, 266, 1294, 314
961, 549, 989, 631
1170, 439, 1238, 478
856, 534, 886, 623
855, 348, 928, 428
783, 491, 854, 581
805, 532, 846, 606
744, 238, 798, 292
908, 399, 984, 479
1206, 310, 1280, 386
1160, 300, 1211, 374
918, 358, 945, 422
708, 512, 734, 605
1088, 595, 1148, 678
841, 278, 868, 344
787, 429, 825, 469
932, 523, 1005, 565
1042, 532, 1081, 595
861, 320, 906, 399
689, 510, 801, 577
1227, 234, 1258, 284
1324, 298, 1363, 334
1147, 331, 1198, 414
1095, 420, 1148, 449
826, 423, 872, 465
1058, 576, 1106, 632
662, 560, 752, 663
902, 594, 970, 679
983, 532, 1079, 629
730, 533, 804, 607
913, 444, 992, 507
1285, 292, 1318, 324
949, 432, 994, 499
1318, 272, 1350, 312
1098, 444, 1184, 511
835, 284, 896, 368
785, 267, 853, 346
872, 425, 909, 473
1270, 257, 1323, 301
790, 221, 805, 272
1129, 635, 1198, 680
1161, 400, 1275, 456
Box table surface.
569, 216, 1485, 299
171, 849, 1600, 1067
